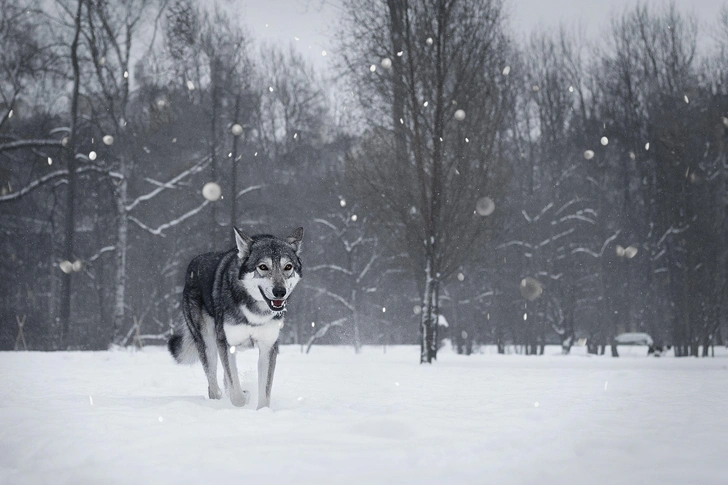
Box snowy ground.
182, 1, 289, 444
1, 345, 726, 485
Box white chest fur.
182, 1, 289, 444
223, 319, 282, 348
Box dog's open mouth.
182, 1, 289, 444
260, 288, 286, 311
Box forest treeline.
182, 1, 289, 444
1, 0, 726, 360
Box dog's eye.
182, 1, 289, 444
284, 264, 293, 271
258, 264, 268, 271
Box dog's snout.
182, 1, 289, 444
272, 286, 286, 298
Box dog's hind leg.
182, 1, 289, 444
257, 341, 279, 409
216, 320, 249, 407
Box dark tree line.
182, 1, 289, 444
1, 0, 726, 361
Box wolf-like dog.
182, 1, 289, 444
168, 227, 303, 409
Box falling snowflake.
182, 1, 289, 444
568, 85, 574, 93
311, 322, 315, 328
351, 214, 357, 221
601, 136, 608, 146
381, 58, 392, 69
382, 307, 386, 313
268, 86, 274, 92
520, 277, 543, 301
369, 64, 377, 73
321, 50, 327, 56
230, 346, 236, 354
123, 71, 128, 79
396, 51, 403, 57
88, 151, 97, 161
502, 65, 510, 76
186, 80, 195, 90
202, 182, 221, 201
584, 150, 595, 160
89, 396, 94, 405
426, 37, 433, 45
454, 109, 466, 121
645, 142, 650, 151
339, 199, 346, 207
47, 157, 52, 165
457, 273, 465, 281
534, 402, 539, 408
231, 124, 243, 136
683, 95, 689, 104
423, 101, 428, 107
475, 197, 495, 216
59, 260, 73, 274
624, 246, 638, 259
158, 416, 164, 422
102, 135, 114, 145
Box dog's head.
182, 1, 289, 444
234, 227, 303, 313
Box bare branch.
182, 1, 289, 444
309, 264, 354, 275
0, 139, 63, 153
126, 156, 211, 212
236, 184, 265, 199
128, 200, 210, 236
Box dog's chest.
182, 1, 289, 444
223, 319, 281, 348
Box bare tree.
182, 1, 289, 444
339, 0, 512, 362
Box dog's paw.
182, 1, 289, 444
208, 385, 223, 400
229, 389, 249, 407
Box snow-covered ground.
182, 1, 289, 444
1, 345, 726, 485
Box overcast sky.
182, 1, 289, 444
236, 0, 724, 74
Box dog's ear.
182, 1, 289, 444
234, 227, 253, 260
286, 227, 304, 255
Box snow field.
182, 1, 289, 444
0, 345, 726, 485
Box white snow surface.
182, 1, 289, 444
1, 345, 726, 485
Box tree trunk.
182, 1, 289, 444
209, 59, 220, 247
420, 259, 435, 364
352, 289, 361, 354
112, 175, 129, 345
428, 280, 440, 361
230, 94, 241, 244
58, 0, 84, 348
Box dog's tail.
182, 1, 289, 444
168, 329, 198, 364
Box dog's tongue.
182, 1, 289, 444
272, 300, 284, 308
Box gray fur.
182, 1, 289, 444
168, 227, 303, 409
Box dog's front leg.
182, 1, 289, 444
216, 323, 249, 407
257, 341, 278, 409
